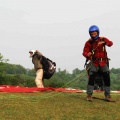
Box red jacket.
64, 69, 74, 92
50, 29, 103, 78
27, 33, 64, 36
82, 37, 113, 66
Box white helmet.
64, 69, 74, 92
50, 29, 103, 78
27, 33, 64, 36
29, 49, 36, 58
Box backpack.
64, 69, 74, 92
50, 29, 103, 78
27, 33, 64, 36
41, 56, 56, 79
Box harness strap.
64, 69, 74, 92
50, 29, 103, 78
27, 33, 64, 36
92, 58, 107, 61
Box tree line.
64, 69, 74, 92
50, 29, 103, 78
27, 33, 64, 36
0, 53, 120, 90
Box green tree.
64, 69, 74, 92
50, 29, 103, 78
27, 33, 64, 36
0, 53, 9, 84
0, 53, 9, 73
26, 68, 36, 76
4, 63, 26, 74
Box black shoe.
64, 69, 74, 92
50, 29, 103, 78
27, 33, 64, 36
87, 95, 92, 101
105, 95, 115, 102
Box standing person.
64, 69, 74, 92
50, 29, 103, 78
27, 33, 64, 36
29, 50, 44, 88
82, 25, 114, 102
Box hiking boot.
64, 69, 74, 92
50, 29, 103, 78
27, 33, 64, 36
105, 95, 115, 102
87, 95, 92, 101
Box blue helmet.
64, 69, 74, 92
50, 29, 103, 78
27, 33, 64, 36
89, 25, 100, 40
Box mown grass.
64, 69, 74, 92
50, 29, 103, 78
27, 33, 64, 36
0, 92, 120, 120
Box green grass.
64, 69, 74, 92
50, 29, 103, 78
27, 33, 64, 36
0, 92, 120, 120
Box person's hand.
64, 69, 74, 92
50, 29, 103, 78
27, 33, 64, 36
87, 52, 92, 57
98, 41, 105, 45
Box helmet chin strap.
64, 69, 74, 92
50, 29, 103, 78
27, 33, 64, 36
91, 36, 99, 41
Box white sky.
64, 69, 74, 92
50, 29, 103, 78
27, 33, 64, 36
0, 0, 120, 73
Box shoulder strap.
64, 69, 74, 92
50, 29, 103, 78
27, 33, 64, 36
100, 37, 108, 58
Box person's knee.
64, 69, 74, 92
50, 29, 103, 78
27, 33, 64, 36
89, 71, 97, 76
103, 71, 110, 78
35, 69, 44, 88
103, 72, 110, 86
36, 69, 43, 79
88, 72, 97, 86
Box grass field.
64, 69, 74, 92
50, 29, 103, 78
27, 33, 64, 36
0, 91, 120, 120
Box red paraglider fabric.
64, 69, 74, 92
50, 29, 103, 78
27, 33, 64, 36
0, 85, 119, 93
0, 85, 84, 93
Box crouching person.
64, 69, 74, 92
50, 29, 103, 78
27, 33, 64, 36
29, 50, 44, 88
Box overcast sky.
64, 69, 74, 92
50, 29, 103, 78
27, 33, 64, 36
0, 0, 120, 73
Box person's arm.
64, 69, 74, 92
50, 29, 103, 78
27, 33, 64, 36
104, 37, 113, 47
100, 37, 113, 47
36, 50, 42, 60
82, 41, 92, 59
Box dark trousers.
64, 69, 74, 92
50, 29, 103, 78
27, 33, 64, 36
87, 63, 111, 96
